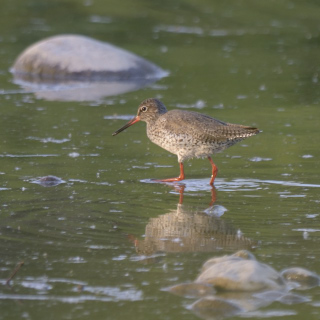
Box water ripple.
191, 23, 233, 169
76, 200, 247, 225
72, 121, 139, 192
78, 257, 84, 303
141, 178, 320, 192
0, 277, 143, 303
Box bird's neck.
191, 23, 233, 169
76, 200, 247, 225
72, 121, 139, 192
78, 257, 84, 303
145, 112, 163, 125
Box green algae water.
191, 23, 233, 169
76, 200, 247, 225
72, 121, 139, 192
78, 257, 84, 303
1, 0, 320, 319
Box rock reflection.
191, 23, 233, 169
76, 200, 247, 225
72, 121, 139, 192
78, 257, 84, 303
14, 78, 159, 102
131, 185, 255, 255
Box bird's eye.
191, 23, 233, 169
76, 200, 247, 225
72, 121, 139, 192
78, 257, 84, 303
141, 106, 147, 112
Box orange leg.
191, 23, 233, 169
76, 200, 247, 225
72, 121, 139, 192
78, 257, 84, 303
157, 162, 185, 183
208, 156, 218, 186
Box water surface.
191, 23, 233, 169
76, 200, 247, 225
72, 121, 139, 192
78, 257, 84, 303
1, 0, 320, 319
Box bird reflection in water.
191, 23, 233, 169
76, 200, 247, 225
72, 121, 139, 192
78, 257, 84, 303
176, 184, 216, 206
128, 184, 256, 257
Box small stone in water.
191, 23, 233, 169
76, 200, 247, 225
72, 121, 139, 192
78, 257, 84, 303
281, 267, 320, 289
34, 175, 65, 187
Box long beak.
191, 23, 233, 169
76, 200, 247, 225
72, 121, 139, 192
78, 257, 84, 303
112, 116, 141, 136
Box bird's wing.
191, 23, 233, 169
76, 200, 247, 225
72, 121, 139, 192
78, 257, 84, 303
162, 110, 258, 142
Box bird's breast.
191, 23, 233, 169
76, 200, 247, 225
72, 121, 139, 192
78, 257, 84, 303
146, 120, 184, 155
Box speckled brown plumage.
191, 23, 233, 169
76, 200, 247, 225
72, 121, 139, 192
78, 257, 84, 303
113, 98, 260, 185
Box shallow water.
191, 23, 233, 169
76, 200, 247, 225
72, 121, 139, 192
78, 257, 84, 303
1, 0, 320, 319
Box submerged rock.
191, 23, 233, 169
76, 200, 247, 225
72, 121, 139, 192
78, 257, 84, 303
32, 175, 65, 187
281, 267, 320, 289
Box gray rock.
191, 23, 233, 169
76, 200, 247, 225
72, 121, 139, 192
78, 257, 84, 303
11, 35, 168, 101
11, 34, 166, 81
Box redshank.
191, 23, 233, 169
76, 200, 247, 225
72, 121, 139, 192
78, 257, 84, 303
112, 98, 259, 185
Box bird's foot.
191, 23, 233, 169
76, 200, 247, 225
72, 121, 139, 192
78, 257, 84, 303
152, 162, 185, 183
209, 174, 216, 186
152, 176, 185, 183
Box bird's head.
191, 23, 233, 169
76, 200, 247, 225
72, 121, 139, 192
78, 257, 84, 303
112, 98, 167, 136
